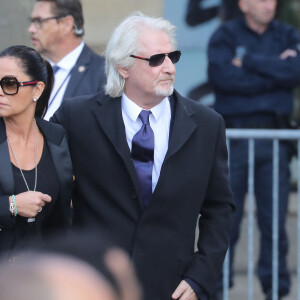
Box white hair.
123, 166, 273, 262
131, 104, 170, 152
104, 12, 178, 98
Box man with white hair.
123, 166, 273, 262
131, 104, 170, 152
52, 12, 234, 300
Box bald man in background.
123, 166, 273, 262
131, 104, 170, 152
208, 0, 300, 299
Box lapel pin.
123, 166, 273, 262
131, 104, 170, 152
78, 65, 86, 72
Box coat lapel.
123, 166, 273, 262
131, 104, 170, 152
0, 118, 72, 200
36, 119, 72, 203
63, 45, 91, 100
0, 118, 14, 195
150, 93, 198, 203
91, 95, 142, 204
165, 92, 198, 161
90, 92, 198, 209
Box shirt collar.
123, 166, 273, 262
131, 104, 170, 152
121, 93, 170, 122
49, 42, 85, 71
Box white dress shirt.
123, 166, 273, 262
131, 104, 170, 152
44, 42, 85, 120
121, 94, 171, 192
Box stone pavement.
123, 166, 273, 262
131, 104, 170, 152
228, 193, 298, 300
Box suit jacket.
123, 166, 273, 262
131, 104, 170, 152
0, 118, 73, 253
52, 90, 234, 299
62, 44, 106, 101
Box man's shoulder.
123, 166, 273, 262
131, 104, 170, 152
216, 17, 242, 31
52, 90, 113, 124
272, 19, 299, 35
174, 90, 222, 122
62, 90, 106, 110
210, 18, 242, 42
81, 44, 105, 64
36, 118, 67, 144
221, 17, 241, 30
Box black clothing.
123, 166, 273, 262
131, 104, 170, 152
12, 142, 59, 248
207, 16, 300, 296
51, 89, 234, 299
0, 118, 72, 254
208, 17, 300, 119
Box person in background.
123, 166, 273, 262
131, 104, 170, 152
208, 0, 300, 299
185, 0, 241, 26
0, 45, 72, 255
20, 230, 143, 300
185, 0, 242, 103
0, 253, 121, 300
0, 231, 142, 300
52, 12, 234, 300
28, 0, 106, 120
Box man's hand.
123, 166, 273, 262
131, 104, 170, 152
232, 57, 242, 67
172, 280, 197, 300
280, 49, 297, 60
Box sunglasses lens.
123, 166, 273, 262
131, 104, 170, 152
148, 51, 181, 67
149, 54, 165, 67
1, 77, 18, 95
169, 51, 181, 64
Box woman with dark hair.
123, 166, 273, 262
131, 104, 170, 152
0, 45, 72, 253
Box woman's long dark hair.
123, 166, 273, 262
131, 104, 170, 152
0, 45, 54, 118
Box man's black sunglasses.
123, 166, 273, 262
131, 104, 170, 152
0, 76, 39, 95
130, 50, 181, 67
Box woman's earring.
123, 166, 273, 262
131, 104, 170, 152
33, 97, 38, 102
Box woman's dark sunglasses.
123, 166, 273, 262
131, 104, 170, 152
130, 50, 181, 67
0, 76, 38, 95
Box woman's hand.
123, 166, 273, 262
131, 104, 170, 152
15, 191, 51, 218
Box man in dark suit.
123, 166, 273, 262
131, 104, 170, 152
28, 0, 106, 120
52, 12, 235, 300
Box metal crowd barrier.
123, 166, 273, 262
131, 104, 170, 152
222, 129, 300, 300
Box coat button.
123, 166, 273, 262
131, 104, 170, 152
132, 193, 137, 199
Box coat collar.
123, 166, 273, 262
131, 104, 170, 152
35, 118, 65, 146
0, 117, 64, 146
90, 90, 198, 200
0, 117, 67, 196
165, 90, 197, 160
63, 44, 93, 99
0, 118, 13, 194
0, 117, 6, 144
91, 90, 199, 158
91, 93, 141, 198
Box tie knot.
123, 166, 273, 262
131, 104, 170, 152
52, 65, 60, 74
139, 110, 151, 125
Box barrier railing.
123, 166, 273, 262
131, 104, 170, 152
223, 129, 300, 300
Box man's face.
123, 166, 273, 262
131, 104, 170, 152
28, 1, 63, 57
240, 0, 277, 29
122, 28, 176, 108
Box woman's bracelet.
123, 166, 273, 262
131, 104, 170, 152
9, 195, 17, 217
13, 195, 17, 216
9, 195, 14, 216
